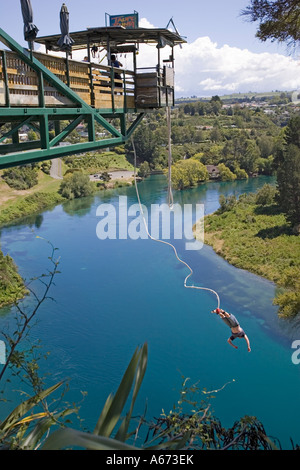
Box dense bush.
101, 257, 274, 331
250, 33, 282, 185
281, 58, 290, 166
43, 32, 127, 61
59, 173, 94, 200
0, 249, 26, 307
218, 163, 237, 181
40, 161, 51, 175
275, 117, 300, 228
255, 184, 277, 205
138, 161, 150, 178
234, 167, 248, 179
0, 192, 64, 227
171, 159, 209, 190
2, 165, 38, 190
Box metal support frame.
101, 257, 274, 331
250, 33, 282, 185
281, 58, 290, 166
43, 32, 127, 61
0, 111, 145, 168
0, 27, 146, 169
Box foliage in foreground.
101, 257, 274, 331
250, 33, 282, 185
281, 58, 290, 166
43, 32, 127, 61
0, 343, 287, 450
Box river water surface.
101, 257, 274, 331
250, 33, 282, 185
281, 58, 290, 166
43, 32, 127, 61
1, 175, 300, 449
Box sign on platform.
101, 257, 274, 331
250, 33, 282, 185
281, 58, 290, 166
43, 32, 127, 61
109, 13, 139, 29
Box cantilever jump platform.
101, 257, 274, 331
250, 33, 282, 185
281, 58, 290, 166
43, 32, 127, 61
0, 20, 185, 169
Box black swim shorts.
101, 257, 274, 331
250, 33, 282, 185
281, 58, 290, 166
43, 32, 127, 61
230, 329, 245, 341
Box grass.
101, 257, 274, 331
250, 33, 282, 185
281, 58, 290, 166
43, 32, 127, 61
0, 170, 64, 227
0, 150, 132, 226
65, 151, 134, 174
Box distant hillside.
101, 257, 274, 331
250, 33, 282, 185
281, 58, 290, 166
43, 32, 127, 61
176, 90, 293, 105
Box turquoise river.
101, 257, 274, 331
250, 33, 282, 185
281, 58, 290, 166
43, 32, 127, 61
0, 174, 300, 449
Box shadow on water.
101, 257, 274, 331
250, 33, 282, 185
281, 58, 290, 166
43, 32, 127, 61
62, 195, 96, 218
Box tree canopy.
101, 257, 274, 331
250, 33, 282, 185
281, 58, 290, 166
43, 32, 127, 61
241, 0, 300, 48
275, 116, 300, 228
171, 159, 209, 190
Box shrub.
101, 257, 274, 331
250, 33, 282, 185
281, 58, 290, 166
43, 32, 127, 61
234, 167, 248, 179
255, 184, 277, 206
218, 163, 237, 181
2, 165, 38, 190
138, 161, 150, 178
59, 173, 94, 199
40, 161, 52, 175
0, 250, 26, 307
171, 159, 209, 190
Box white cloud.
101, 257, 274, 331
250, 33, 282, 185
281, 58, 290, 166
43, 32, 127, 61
174, 37, 300, 97
36, 17, 300, 97
139, 18, 156, 29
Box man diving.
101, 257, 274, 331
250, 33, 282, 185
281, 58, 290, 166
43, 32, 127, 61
212, 308, 251, 352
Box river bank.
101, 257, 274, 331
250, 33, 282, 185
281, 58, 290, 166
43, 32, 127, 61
195, 194, 300, 319
0, 167, 135, 229
1, 174, 300, 448
0, 165, 138, 307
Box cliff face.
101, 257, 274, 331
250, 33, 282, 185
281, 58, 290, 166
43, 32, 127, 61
0, 249, 26, 308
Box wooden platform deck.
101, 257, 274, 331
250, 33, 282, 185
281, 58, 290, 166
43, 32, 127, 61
0, 50, 174, 112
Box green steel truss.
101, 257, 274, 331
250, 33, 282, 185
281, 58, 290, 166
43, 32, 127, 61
0, 28, 145, 169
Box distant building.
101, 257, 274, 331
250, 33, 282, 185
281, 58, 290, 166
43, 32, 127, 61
206, 165, 220, 179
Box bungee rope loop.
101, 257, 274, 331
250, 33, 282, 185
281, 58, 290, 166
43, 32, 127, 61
131, 135, 220, 310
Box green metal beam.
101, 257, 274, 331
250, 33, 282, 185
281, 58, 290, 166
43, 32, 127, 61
0, 28, 124, 138
0, 116, 33, 144
0, 112, 146, 168
126, 113, 145, 138
0, 140, 41, 154
0, 28, 148, 168
0, 136, 126, 169
49, 115, 84, 147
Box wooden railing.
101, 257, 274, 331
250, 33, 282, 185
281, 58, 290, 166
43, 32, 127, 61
0, 50, 174, 110
0, 50, 135, 110
136, 66, 174, 108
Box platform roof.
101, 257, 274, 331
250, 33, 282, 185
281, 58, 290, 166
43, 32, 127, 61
35, 26, 186, 52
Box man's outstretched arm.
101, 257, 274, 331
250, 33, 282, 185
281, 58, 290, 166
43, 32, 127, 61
245, 335, 251, 352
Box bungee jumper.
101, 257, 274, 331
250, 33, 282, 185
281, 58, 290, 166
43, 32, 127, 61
212, 308, 251, 352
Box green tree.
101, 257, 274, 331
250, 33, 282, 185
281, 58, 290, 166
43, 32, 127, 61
59, 172, 94, 200
255, 183, 277, 205
218, 194, 237, 213
138, 161, 150, 178
234, 167, 248, 179
0, 249, 26, 307
239, 140, 260, 173
276, 143, 300, 227
242, 0, 300, 49
27, 129, 39, 141
2, 164, 38, 190
275, 117, 300, 228
171, 159, 209, 190
210, 95, 223, 115
126, 123, 160, 167
218, 163, 237, 181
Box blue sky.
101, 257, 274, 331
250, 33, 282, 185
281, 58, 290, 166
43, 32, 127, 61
1, 0, 300, 96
